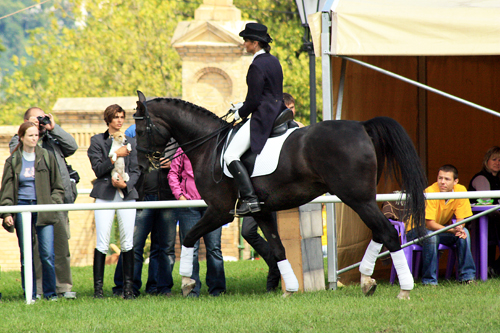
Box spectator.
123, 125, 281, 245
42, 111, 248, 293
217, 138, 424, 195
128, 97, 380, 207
283, 93, 305, 128
407, 164, 476, 285
168, 147, 226, 296
9, 107, 78, 299
1, 122, 64, 301
87, 104, 140, 299
113, 126, 178, 297
469, 146, 500, 276
125, 124, 136, 138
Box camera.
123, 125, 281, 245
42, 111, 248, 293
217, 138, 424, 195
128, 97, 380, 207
37, 115, 51, 126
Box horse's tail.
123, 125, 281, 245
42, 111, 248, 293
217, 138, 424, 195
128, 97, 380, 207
363, 116, 426, 234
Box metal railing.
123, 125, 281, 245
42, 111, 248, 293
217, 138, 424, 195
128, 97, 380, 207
3, 190, 500, 303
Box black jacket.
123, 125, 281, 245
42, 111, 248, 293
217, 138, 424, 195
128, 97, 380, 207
87, 130, 140, 200
238, 52, 287, 154
469, 169, 500, 204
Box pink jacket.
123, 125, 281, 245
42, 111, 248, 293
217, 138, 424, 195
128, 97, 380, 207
167, 148, 201, 200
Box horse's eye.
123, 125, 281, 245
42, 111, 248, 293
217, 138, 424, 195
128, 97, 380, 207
136, 130, 144, 137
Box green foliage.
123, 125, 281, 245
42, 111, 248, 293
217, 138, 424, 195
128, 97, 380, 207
0, 1, 74, 75
0, 0, 322, 126
0, 0, 194, 125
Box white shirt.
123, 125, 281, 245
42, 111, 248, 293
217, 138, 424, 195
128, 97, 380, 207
252, 49, 265, 62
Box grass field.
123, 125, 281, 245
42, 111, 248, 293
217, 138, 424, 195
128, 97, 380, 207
1, 259, 500, 332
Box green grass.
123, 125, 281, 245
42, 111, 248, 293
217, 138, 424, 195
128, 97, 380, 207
1, 259, 500, 332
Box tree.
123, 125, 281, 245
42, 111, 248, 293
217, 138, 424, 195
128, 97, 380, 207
0, 1, 73, 76
0, 0, 195, 124
0, 0, 321, 125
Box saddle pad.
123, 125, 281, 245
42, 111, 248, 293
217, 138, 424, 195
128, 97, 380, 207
222, 127, 298, 178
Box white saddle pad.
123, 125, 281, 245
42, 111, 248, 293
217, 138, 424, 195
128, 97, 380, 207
222, 127, 298, 178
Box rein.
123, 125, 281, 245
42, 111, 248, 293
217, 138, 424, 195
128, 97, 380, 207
134, 99, 234, 171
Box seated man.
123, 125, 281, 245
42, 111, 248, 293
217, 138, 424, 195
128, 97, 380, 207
407, 164, 476, 285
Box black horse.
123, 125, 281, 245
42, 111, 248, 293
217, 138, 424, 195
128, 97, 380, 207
134, 91, 426, 299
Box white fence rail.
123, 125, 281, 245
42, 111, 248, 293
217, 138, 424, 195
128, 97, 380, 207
3, 190, 500, 214
4, 190, 500, 303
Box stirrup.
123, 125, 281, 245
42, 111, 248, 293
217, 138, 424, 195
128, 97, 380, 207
229, 198, 261, 216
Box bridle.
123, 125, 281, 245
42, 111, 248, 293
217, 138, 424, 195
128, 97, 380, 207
133, 99, 234, 171
133, 100, 171, 169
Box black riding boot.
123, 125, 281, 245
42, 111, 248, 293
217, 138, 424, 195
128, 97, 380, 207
228, 160, 261, 215
93, 249, 106, 298
122, 250, 135, 300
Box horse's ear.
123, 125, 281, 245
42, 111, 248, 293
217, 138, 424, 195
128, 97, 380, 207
137, 90, 146, 103
136, 100, 145, 115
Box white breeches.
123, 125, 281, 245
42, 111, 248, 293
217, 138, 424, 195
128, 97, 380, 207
224, 119, 251, 165
94, 190, 136, 254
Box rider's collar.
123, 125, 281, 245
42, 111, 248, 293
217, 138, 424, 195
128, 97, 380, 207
252, 49, 265, 62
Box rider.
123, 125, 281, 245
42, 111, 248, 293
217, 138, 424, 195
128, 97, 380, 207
224, 22, 287, 216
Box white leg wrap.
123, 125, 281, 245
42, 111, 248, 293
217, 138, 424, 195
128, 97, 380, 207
179, 246, 194, 277
277, 259, 299, 292
359, 240, 383, 276
391, 249, 414, 290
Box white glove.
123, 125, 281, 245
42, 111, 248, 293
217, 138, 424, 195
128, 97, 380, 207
229, 102, 243, 113
233, 110, 241, 121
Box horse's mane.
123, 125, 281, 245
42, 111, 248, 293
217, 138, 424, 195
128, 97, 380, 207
150, 97, 228, 126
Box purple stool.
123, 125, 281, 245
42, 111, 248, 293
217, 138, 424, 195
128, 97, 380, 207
389, 219, 457, 284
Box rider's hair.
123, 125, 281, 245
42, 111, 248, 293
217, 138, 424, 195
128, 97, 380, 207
103, 104, 125, 126
258, 41, 271, 53
439, 164, 459, 180
482, 146, 500, 173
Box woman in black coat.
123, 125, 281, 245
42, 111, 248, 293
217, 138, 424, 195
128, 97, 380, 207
87, 104, 140, 299
224, 23, 286, 216
469, 146, 500, 276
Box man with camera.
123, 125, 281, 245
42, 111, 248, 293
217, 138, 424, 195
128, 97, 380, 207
9, 107, 79, 299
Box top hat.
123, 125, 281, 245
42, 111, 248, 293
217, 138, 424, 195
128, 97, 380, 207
239, 23, 272, 43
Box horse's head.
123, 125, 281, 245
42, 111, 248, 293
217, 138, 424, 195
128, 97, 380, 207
133, 90, 172, 172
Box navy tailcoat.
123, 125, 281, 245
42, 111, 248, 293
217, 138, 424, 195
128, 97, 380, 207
238, 53, 287, 154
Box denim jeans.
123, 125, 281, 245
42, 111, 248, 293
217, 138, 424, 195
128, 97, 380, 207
15, 199, 57, 299
114, 194, 177, 295
177, 207, 226, 296
407, 228, 476, 285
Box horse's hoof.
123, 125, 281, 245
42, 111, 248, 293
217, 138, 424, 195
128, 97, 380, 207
181, 277, 196, 297
361, 276, 377, 296
282, 291, 294, 298
397, 290, 410, 300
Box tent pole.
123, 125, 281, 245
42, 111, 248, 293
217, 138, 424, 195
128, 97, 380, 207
321, 9, 339, 290
321, 11, 333, 121
335, 59, 346, 120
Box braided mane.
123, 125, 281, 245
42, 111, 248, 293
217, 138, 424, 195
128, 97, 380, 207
150, 97, 228, 126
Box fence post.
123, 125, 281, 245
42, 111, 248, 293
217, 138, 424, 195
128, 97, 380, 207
21, 212, 34, 305
326, 201, 338, 289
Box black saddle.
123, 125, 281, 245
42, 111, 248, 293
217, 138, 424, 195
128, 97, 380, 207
226, 109, 299, 176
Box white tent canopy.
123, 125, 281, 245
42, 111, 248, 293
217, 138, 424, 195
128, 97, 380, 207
327, 0, 500, 56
